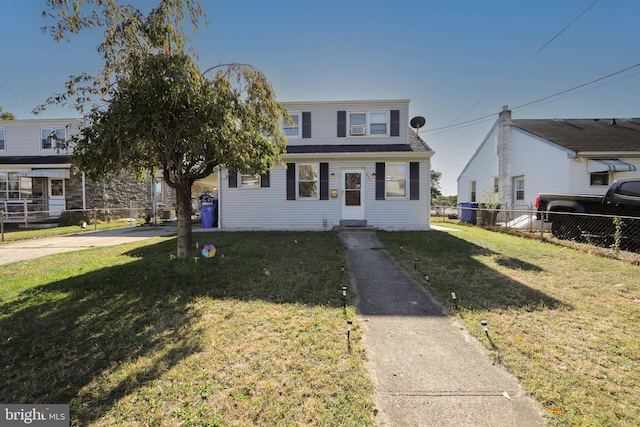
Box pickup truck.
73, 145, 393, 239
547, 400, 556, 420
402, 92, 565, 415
536, 178, 640, 243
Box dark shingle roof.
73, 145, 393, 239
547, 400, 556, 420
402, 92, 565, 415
512, 118, 640, 153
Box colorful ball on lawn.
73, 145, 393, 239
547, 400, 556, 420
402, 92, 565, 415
201, 244, 216, 258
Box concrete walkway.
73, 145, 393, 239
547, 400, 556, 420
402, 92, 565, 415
338, 231, 545, 427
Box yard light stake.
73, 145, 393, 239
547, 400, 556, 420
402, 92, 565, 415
400, 245, 404, 253
334, 244, 338, 254
341, 265, 345, 275
342, 286, 347, 310
481, 320, 489, 336
347, 319, 352, 341
414, 258, 418, 270
451, 292, 458, 310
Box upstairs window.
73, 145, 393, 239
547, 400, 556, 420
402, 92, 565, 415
41, 128, 66, 150
283, 113, 300, 138
369, 112, 388, 135
339, 110, 399, 137
349, 112, 367, 136
0, 128, 5, 150
348, 111, 389, 136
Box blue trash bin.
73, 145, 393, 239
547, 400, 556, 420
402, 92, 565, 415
199, 203, 215, 228
460, 202, 477, 224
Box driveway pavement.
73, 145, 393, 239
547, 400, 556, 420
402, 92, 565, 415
338, 231, 545, 427
0, 225, 177, 266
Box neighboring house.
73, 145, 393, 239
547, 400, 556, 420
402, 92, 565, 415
457, 106, 640, 208
0, 118, 175, 218
218, 99, 435, 230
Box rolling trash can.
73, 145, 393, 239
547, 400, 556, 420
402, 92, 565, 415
199, 203, 216, 228
460, 202, 477, 224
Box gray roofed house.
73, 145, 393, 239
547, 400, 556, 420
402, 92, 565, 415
457, 106, 640, 209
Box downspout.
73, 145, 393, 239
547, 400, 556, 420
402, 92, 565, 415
217, 168, 222, 229
498, 105, 512, 206
81, 172, 86, 210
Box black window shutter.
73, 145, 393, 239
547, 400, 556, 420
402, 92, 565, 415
228, 171, 237, 188
337, 111, 346, 137
410, 162, 419, 200
375, 162, 385, 200
302, 112, 311, 138
320, 162, 329, 200
390, 110, 400, 137
286, 163, 296, 200
261, 170, 270, 188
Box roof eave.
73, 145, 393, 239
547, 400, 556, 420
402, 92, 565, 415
577, 151, 640, 158
282, 151, 434, 160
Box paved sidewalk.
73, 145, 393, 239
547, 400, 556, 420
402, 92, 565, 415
0, 225, 177, 266
338, 231, 545, 427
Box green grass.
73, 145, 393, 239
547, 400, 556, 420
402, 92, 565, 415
380, 222, 640, 426
3, 225, 639, 426
0, 231, 375, 426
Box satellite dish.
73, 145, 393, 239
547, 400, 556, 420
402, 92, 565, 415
410, 116, 426, 130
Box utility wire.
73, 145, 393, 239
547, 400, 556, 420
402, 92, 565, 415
511, 62, 640, 111
423, 62, 640, 134
448, 0, 600, 125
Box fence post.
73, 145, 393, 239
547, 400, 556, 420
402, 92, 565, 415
23, 200, 28, 228
539, 211, 544, 241
1, 211, 4, 242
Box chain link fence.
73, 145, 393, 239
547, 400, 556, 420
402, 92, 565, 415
432, 204, 640, 253
0, 206, 178, 243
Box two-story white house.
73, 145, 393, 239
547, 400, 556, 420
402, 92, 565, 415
0, 118, 175, 218
217, 99, 435, 230
457, 106, 640, 208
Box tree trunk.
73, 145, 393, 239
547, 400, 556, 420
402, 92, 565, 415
175, 182, 193, 259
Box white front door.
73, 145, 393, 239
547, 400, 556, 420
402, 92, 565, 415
341, 169, 365, 220
48, 178, 65, 216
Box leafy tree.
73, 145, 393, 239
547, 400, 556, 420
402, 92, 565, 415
0, 107, 16, 120
430, 170, 442, 201
39, 0, 288, 259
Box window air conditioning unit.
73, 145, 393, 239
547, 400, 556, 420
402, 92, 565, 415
349, 125, 367, 136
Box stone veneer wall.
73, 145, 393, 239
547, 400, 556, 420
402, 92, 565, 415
65, 172, 176, 218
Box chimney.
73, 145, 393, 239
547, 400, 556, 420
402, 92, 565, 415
498, 105, 512, 206
499, 105, 512, 125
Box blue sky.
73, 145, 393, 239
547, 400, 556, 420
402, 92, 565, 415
2, 0, 639, 196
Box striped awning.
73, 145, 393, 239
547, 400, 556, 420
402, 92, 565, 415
586, 159, 638, 173
15, 169, 70, 179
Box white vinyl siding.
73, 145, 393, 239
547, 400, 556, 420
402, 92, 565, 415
220, 158, 431, 231
282, 100, 408, 144
0, 119, 79, 156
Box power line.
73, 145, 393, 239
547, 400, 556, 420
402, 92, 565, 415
511, 63, 640, 111
422, 62, 640, 135
447, 0, 600, 125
